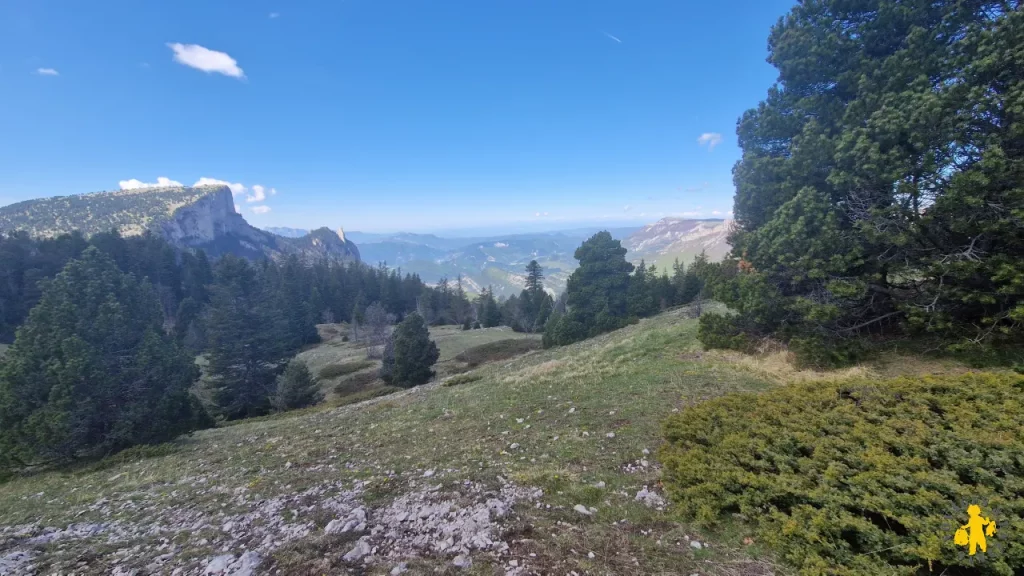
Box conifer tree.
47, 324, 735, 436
389, 313, 440, 387
272, 360, 323, 411
0, 248, 205, 465
205, 256, 289, 419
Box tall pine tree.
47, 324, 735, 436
0, 248, 206, 465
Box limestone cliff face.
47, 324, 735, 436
158, 186, 249, 246
163, 188, 360, 264
0, 184, 360, 264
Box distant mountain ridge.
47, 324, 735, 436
326, 220, 730, 295
623, 218, 733, 269
0, 186, 360, 264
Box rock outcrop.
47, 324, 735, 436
0, 185, 360, 264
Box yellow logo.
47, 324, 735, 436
954, 504, 996, 556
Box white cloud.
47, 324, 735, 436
36, 68, 59, 76
601, 31, 622, 43
250, 205, 271, 214
697, 132, 723, 150
234, 204, 241, 213
194, 177, 246, 195
269, 187, 278, 196
247, 184, 266, 203
623, 205, 632, 212
119, 176, 183, 190
712, 210, 723, 215
167, 43, 245, 78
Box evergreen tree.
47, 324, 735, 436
478, 286, 502, 328
272, 360, 323, 411
205, 256, 289, 419
710, 0, 1024, 361
389, 313, 440, 387
627, 259, 658, 318
546, 232, 634, 345
0, 248, 205, 465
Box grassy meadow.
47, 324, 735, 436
0, 308, 979, 575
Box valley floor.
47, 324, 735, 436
0, 308, 969, 575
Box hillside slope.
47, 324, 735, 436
0, 308, 977, 575
0, 186, 360, 263
623, 218, 732, 269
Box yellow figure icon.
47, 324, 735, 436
955, 505, 996, 556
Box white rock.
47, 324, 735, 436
588, 551, 596, 559
391, 562, 408, 575
568, 407, 576, 414
606, 432, 616, 438
343, 538, 372, 562
690, 540, 703, 550
635, 487, 667, 508
509, 443, 520, 450
423, 469, 435, 478
642, 448, 650, 455
453, 554, 472, 568
573, 504, 593, 516
594, 481, 606, 489
230, 551, 261, 576
204, 554, 234, 574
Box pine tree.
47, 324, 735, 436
546, 231, 634, 345
272, 360, 323, 411
205, 256, 289, 420
0, 247, 205, 465
390, 313, 440, 387
713, 0, 1024, 360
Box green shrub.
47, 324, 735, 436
454, 338, 542, 367
443, 373, 482, 387
333, 370, 380, 396
318, 360, 373, 380
660, 372, 1024, 575
334, 386, 402, 407
696, 312, 751, 352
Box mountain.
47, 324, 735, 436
623, 218, 733, 269
0, 186, 360, 263
262, 226, 309, 238
347, 220, 730, 295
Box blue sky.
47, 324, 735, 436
0, 0, 794, 233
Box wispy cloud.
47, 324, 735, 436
601, 31, 622, 43
119, 177, 183, 190
623, 205, 632, 212
194, 177, 247, 196
234, 204, 241, 213
246, 184, 267, 203
167, 43, 245, 78
36, 68, 59, 76
712, 210, 723, 215
250, 205, 271, 214
269, 12, 280, 18
697, 132, 723, 150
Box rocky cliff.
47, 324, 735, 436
0, 185, 360, 264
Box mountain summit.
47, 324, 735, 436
0, 185, 360, 263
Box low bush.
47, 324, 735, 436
318, 360, 374, 380
454, 338, 542, 367
660, 372, 1024, 575
443, 373, 482, 387
334, 386, 402, 407
333, 370, 380, 396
